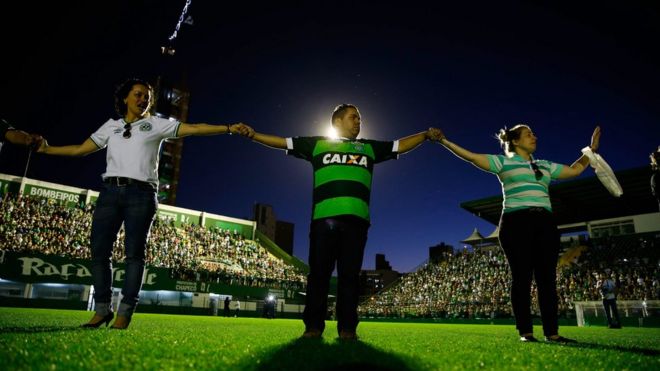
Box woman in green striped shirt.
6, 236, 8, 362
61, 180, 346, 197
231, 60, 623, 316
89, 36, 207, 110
437, 124, 600, 343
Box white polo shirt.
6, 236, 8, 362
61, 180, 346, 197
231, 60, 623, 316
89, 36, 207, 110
90, 116, 180, 186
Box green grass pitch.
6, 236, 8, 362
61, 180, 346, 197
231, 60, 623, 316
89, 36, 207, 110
1, 307, 658, 370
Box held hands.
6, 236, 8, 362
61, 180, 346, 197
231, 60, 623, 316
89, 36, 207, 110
426, 127, 445, 142
231, 123, 255, 139
26, 134, 45, 150
590, 126, 601, 152
35, 138, 49, 153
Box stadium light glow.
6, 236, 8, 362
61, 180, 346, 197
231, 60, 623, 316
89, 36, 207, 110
326, 125, 338, 139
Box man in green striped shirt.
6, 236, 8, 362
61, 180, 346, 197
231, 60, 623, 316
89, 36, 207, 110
240, 104, 439, 340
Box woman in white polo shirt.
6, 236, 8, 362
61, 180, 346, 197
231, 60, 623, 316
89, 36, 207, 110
436, 124, 600, 343
38, 77, 245, 329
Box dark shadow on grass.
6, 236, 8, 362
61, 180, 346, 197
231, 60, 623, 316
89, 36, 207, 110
243, 337, 422, 371
0, 326, 84, 334
542, 340, 660, 356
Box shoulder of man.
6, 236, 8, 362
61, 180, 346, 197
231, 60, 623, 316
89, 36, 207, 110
358, 138, 393, 145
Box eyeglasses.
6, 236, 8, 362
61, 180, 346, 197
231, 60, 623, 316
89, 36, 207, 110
123, 122, 132, 139
530, 161, 543, 180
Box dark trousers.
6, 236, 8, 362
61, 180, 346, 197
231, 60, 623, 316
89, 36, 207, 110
90, 182, 157, 314
603, 298, 621, 326
303, 216, 369, 334
499, 208, 560, 336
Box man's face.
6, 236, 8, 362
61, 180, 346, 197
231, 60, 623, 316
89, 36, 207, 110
333, 107, 361, 139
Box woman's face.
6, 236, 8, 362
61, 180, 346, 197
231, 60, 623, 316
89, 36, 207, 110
123, 84, 152, 117
512, 127, 537, 154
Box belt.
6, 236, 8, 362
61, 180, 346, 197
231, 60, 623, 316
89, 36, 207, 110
103, 177, 154, 189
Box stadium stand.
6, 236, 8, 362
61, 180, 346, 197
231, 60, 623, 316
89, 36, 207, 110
0, 192, 307, 290
359, 234, 659, 321
359, 167, 660, 325
0, 173, 310, 319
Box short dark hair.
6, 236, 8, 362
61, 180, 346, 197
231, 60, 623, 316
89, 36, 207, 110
496, 124, 530, 155
331, 103, 358, 124
114, 78, 154, 117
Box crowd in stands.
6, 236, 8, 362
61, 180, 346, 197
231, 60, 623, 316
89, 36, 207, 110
557, 234, 659, 308
360, 249, 513, 319
3, 192, 658, 316
359, 235, 660, 319
0, 193, 306, 290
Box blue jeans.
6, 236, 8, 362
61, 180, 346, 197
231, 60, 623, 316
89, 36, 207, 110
90, 182, 157, 315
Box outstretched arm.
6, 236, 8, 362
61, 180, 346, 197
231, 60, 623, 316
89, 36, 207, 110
397, 128, 436, 154
238, 125, 287, 149
557, 126, 601, 180
38, 138, 100, 157
252, 132, 287, 149
177, 122, 241, 137
5, 129, 43, 147
436, 130, 491, 171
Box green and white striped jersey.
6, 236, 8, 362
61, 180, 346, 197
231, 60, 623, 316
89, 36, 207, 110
286, 136, 398, 221
486, 153, 564, 213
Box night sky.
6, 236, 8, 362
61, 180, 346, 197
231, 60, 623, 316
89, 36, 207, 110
1, 1, 659, 272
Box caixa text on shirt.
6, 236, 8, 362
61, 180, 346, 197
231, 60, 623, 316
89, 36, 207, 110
322, 153, 369, 167
17, 256, 157, 284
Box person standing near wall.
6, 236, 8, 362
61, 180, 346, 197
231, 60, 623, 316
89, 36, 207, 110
224, 296, 231, 317
597, 272, 622, 329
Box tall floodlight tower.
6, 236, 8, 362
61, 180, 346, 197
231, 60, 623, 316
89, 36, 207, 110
154, 74, 189, 205
153, 0, 193, 205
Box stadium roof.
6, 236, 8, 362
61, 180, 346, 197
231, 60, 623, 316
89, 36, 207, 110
484, 226, 499, 241
461, 228, 485, 243
461, 166, 657, 227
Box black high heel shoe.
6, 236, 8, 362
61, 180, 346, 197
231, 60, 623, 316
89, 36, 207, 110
110, 315, 131, 330
81, 312, 114, 328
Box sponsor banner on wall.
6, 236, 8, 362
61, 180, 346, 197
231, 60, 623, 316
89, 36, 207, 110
0, 251, 299, 299
23, 184, 84, 208
0, 250, 166, 289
